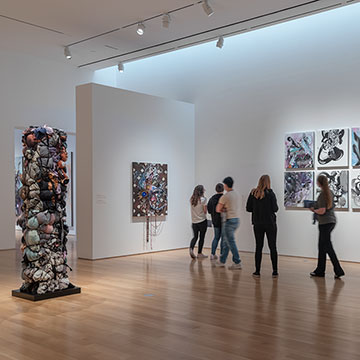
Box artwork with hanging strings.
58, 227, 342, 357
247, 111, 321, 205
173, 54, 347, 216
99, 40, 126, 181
132, 162, 168, 247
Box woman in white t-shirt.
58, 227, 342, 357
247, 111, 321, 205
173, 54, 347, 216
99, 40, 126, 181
189, 185, 208, 259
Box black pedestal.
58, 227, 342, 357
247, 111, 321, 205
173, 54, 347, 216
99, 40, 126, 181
12, 286, 81, 301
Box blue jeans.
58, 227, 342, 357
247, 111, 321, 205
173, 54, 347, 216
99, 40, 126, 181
211, 227, 222, 255
220, 218, 240, 264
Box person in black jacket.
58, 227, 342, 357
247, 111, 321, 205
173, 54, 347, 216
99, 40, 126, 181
207, 183, 224, 260
246, 175, 279, 278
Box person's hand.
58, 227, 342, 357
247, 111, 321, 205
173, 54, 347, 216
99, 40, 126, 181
310, 207, 315, 213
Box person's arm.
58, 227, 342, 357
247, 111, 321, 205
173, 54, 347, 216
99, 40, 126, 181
207, 198, 213, 214
201, 197, 207, 214
310, 207, 326, 215
246, 193, 253, 213
216, 195, 225, 213
270, 191, 279, 213
310, 192, 326, 215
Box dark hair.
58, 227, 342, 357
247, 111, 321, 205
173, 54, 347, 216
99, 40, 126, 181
317, 175, 332, 209
190, 185, 205, 207
223, 177, 234, 188
215, 183, 224, 193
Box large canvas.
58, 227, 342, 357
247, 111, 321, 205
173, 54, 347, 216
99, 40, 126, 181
132, 162, 168, 217
316, 128, 349, 168
284, 172, 314, 208
352, 128, 360, 167
351, 170, 360, 209
285, 132, 314, 169
316, 171, 349, 209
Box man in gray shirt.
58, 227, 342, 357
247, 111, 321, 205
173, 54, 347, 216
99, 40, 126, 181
216, 177, 242, 269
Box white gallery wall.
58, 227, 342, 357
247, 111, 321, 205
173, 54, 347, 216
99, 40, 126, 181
76, 83, 195, 259
93, 3, 360, 261
0, 48, 93, 249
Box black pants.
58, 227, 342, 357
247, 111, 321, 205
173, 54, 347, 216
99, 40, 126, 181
254, 224, 278, 272
315, 223, 344, 276
190, 220, 207, 254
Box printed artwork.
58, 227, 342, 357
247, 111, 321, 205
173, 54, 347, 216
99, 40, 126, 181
132, 162, 168, 217
316, 129, 349, 168
285, 132, 314, 169
317, 171, 349, 209
351, 170, 360, 209
352, 128, 360, 167
284, 172, 314, 207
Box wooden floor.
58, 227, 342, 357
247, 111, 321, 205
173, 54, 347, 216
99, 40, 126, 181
1, 243, 360, 360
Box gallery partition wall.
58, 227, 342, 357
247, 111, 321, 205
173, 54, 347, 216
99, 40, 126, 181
76, 83, 195, 259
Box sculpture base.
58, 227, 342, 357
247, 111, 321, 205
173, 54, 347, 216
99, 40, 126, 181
12, 286, 81, 301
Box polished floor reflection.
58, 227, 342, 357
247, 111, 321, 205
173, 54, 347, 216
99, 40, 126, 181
1, 243, 360, 360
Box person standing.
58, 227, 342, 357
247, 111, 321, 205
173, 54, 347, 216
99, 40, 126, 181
189, 185, 208, 259
207, 183, 224, 260
310, 175, 345, 279
216, 177, 241, 269
246, 175, 279, 278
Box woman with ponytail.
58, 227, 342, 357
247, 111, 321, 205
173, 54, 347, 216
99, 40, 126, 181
246, 175, 279, 277
189, 185, 208, 259
310, 175, 345, 279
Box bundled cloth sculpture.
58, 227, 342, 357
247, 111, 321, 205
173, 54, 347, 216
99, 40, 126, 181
16, 125, 74, 295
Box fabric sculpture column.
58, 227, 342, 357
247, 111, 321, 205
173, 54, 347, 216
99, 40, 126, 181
16, 125, 74, 295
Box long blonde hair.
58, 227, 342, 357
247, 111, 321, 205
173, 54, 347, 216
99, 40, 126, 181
252, 175, 271, 199
317, 175, 332, 209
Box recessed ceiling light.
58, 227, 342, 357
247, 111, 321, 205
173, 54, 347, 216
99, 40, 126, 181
137, 22, 145, 35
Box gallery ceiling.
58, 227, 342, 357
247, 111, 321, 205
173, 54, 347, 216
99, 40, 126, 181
0, 0, 358, 70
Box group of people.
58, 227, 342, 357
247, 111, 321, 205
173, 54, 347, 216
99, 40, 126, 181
189, 175, 345, 279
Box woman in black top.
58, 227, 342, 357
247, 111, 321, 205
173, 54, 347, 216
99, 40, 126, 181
246, 175, 279, 278
309, 175, 345, 279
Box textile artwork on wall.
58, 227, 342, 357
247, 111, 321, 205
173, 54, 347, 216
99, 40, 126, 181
16, 125, 75, 295
317, 170, 349, 209
15, 156, 23, 217
316, 128, 349, 168
352, 128, 360, 167
284, 172, 314, 208
285, 132, 314, 169
351, 170, 360, 209
132, 162, 168, 217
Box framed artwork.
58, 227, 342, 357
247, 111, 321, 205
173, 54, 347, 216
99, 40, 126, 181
285, 132, 314, 169
352, 128, 360, 167
351, 170, 360, 209
316, 128, 349, 168
316, 171, 349, 209
284, 172, 314, 208
132, 162, 168, 217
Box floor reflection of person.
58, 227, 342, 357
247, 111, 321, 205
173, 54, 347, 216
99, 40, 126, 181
310, 175, 345, 279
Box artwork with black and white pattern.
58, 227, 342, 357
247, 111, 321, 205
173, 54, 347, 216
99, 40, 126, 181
351, 170, 360, 209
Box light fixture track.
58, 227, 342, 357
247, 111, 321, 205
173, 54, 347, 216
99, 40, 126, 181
78, 0, 325, 68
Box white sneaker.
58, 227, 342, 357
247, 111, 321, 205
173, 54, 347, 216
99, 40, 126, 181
197, 253, 208, 259
210, 254, 218, 261
189, 248, 196, 259
228, 263, 242, 270
216, 261, 226, 267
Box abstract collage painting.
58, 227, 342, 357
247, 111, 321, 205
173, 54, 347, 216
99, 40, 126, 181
285, 132, 314, 169
351, 170, 360, 209
316, 128, 349, 168
352, 128, 360, 167
316, 171, 349, 209
132, 162, 168, 217
284, 172, 314, 208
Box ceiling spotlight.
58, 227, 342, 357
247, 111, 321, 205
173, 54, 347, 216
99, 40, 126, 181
64, 46, 72, 60
216, 36, 224, 49
118, 62, 124, 73
162, 13, 171, 28
202, 0, 214, 17
137, 22, 145, 35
